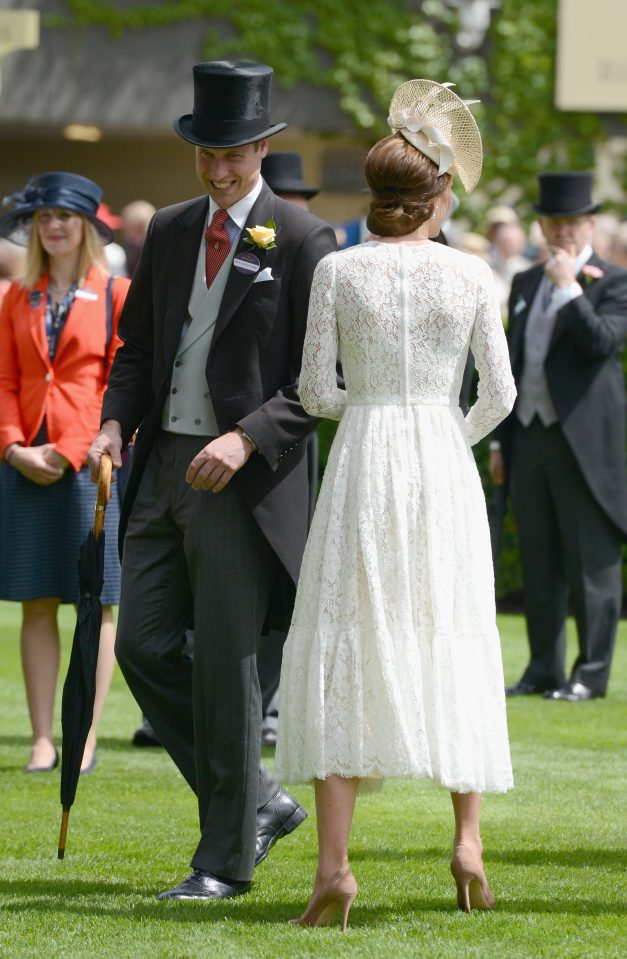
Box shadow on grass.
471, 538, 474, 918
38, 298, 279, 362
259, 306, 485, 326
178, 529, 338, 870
0, 878, 624, 924
0, 736, 166, 774
350, 845, 627, 871
490, 847, 627, 870
0, 735, 157, 754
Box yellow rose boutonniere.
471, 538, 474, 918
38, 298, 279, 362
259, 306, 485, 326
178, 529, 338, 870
244, 218, 277, 250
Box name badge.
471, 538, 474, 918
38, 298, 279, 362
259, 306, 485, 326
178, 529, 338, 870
233, 252, 260, 275
75, 289, 99, 301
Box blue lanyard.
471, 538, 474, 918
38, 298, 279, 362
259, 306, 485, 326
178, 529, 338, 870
45, 285, 77, 360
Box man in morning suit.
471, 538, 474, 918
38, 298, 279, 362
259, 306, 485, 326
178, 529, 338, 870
490, 172, 627, 702
87, 61, 337, 899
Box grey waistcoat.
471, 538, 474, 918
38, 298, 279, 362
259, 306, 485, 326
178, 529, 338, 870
516, 277, 559, 428
162, 231, 237, 437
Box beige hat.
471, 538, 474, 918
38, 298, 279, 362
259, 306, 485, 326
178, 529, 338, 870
387, 80, 482, 193
486, 205, 520, 226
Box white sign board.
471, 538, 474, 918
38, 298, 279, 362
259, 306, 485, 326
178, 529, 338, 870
556, 0, 627, 111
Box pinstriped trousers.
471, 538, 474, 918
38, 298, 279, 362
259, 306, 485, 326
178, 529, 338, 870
115, 430, 280, 881
510, 418, 622, 694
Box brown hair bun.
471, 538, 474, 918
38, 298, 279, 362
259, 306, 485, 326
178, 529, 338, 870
365, 133, 451, 238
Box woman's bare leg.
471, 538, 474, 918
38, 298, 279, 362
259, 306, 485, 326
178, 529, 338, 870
451, 791, 483, 851
450, 792, 494, 910
81, 605, 116, 770
21, 598, 61, 769
314, 775, 360, 879
291, 775, 359, 929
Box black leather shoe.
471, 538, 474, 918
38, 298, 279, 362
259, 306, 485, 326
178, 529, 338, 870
132, 718, 162, 747
255, 787, 307, 866
543, 682, 604, 702
261, 716, 278, 746
505, 679, 550, 696
157, 869, 251, 901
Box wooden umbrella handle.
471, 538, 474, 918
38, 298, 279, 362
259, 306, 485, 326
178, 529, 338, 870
93, 453, 112, 540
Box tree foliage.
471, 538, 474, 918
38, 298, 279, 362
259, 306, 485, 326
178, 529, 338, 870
48, 0, 623, 215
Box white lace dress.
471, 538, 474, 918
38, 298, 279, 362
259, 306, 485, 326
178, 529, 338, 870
275, 240, 517, 794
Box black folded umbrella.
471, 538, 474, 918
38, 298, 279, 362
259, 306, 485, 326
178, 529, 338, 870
487, 483, 508, 570
57, 454, 112, 859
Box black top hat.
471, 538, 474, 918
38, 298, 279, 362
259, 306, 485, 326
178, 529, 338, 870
174, 60, 287, 148
0, 172, 114, 246
533, 172, 601, 217
261, 152, 319, 198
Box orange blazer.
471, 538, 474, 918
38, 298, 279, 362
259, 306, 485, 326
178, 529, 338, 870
0, 267, 130, 471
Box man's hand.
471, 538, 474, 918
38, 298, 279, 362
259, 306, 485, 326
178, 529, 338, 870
186, 429, 254, 493
544, 247, 577, 288
11, 444, 66, 485
87, 420, 123, 483
489, 448, 505, 486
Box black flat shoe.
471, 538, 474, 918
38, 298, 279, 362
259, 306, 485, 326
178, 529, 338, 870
80, 751, 97, 775
255, 787, 307, 866
25, 748, 59, 773
544, 682, 604, 702
157, 869, 251, 901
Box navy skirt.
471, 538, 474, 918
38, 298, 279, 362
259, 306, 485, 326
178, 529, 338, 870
0, 453, 121, 605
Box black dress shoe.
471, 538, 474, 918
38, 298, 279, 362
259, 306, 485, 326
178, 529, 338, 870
255, 787, 307, 866
261, 716, 278, 746
505, 679, 549, 697
157, 869, 251, 901
543, 682, 604, 702
132, 717, 162, 747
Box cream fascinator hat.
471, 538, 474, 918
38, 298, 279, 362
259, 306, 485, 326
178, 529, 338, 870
387, 80, 482, 193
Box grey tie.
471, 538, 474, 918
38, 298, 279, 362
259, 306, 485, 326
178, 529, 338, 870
541, 277, 555, 311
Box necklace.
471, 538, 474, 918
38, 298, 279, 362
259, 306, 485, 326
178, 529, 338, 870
49, 281, 74, 294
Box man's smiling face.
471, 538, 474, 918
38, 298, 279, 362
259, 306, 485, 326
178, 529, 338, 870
195, 140, 268, 208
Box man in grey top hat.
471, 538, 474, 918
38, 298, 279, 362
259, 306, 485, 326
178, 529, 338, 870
490, 172, 627, 702
88, 60, 337, 900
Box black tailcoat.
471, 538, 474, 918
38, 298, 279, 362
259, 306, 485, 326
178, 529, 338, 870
102, 183, 337, 626
497, 252, 627, 537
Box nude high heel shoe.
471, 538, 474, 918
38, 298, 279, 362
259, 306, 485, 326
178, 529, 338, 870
290, 869, 357, 931
450, 844, 495, 912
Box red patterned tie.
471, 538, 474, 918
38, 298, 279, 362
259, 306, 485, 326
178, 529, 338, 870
205, 208, 231, 288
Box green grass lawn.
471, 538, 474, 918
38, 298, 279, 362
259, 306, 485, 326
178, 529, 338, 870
0, 602, 625, 959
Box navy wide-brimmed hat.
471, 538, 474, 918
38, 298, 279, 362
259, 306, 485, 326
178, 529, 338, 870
174, 60, 287, 148
0, 172, 114, 246
261, 152, 319, 198
533, 172, 601, 217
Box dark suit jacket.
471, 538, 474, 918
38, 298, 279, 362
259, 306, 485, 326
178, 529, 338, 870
497, 252, 627, 536
101, 183, 337, 627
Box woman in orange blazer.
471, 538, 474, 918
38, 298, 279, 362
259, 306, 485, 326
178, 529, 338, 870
0, 173, 130, 773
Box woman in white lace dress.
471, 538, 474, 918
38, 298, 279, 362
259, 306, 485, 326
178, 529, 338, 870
275, 80, 516, 928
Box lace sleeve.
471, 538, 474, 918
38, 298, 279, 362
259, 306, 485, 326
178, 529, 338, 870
464, 259, 516, 446
299, 252, 346, 421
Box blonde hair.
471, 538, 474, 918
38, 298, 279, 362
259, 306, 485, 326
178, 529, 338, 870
24, 212, 108, 289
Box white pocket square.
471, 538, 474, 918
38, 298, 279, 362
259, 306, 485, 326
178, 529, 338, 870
253, 267, 274, 284
513, 296, 527, 315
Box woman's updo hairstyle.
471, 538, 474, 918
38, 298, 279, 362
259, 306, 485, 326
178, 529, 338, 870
365, 133, 451, 237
